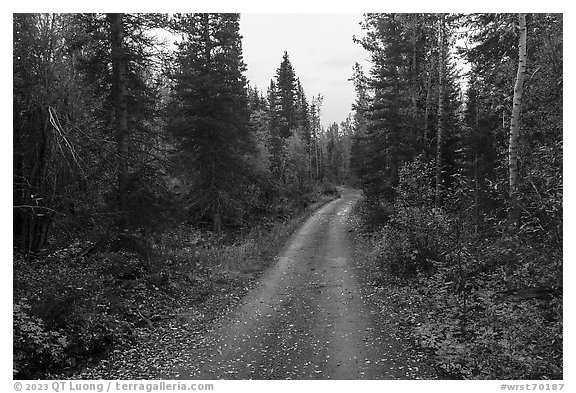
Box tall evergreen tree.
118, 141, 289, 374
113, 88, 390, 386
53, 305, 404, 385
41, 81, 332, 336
267, 51, 315, 188
273, 51, 299, 139
310, 95, 323, 181
166, 13, 253, 232
74, 13, 166, 231
357, 13, 413, 201
349, 63, 370, 186
295, 78, 312, 145
247, 85, 273, 180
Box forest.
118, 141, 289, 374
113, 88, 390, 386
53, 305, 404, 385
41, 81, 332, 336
13, 13, 562, 380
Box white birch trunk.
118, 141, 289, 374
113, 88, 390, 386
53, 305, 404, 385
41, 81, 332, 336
435, 14, 445, 207
509, 13, 527, 226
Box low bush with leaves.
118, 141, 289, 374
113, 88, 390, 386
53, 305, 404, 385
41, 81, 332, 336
354, 157, 562, 380
13, 300, 69, 376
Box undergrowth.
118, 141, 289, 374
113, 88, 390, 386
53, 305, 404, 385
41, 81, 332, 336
352, 159, 562, 380
13, 187, 339, 379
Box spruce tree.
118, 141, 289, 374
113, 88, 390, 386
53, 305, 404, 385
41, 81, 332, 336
74, 13, 165, 231
268, 51, 313, 188
349, 63, 370, 186
295, 79, 312, 145
350, 63, 370, 186
274, 51, 299, 139
166, 13, 253, 232
358, 13, 413, 201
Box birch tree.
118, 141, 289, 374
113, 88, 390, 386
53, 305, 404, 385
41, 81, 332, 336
508, 13, 527, 226
435, 13, 446, 207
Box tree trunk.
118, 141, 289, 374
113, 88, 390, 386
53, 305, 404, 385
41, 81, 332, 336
411, 14, 419, 146
435, 14, 445, 207
423, 55, 434, 156
109, 13, 129, 230
474, 154, 480, 234
210, 153, 222, 233
509, 13, 527, 227
13, 99, 26, 251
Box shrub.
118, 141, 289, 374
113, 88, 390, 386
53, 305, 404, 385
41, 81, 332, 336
357, 154, 562, 379
14, 300, 69, 377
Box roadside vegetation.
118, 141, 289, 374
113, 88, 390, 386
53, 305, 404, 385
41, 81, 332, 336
352, 162, 561, 379
14, 186, 339, 379
348, 13, 562, 380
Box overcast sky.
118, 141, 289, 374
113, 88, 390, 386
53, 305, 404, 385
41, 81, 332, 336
240, 14, 371, 127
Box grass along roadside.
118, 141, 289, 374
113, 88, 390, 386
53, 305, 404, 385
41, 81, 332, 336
14, 190, 340, 379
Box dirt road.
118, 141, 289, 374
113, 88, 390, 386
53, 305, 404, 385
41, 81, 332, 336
166, 189, 421, 379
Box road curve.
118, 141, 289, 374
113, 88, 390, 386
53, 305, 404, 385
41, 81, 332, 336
168, 189, 412, 379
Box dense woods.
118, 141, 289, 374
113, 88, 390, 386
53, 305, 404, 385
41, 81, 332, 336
14, 13, 561, 380
350, 13, 562, 378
